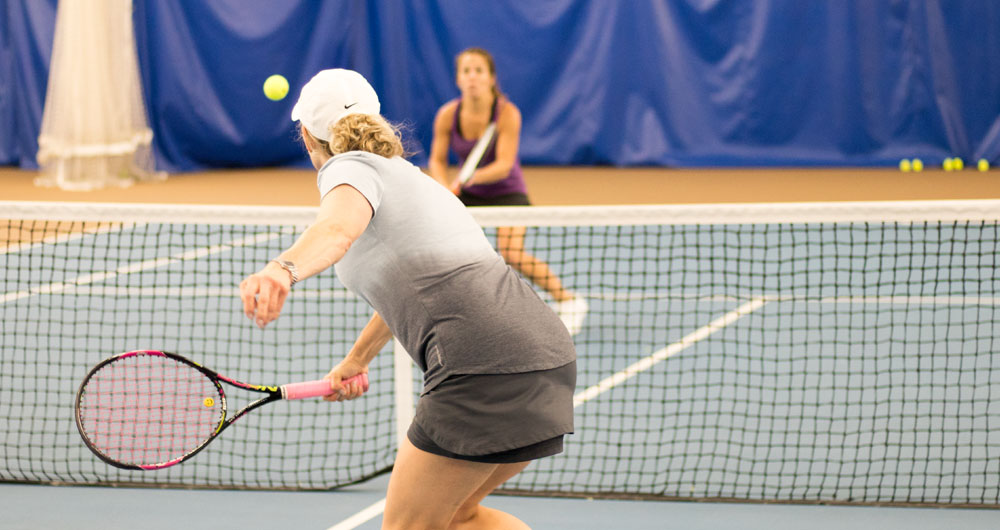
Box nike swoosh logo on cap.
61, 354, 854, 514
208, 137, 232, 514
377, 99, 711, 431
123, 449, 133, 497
344, 102, 358, 109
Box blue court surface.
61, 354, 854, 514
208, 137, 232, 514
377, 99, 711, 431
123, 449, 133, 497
2, 476, 998, 530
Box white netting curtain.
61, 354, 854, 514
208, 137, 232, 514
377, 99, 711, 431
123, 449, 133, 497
36, 0, 165, 191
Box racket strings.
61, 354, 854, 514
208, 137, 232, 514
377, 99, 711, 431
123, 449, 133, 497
78, 354, 223, 466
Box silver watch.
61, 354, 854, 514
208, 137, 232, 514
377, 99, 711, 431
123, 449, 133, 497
272, 259, 299, 286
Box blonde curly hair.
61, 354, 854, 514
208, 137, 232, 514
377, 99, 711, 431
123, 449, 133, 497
304, 114, 404, 158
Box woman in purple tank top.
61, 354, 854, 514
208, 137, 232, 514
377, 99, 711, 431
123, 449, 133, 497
428, 48, 588, 335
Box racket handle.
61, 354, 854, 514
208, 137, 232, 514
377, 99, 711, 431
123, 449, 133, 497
281, 373, 369, 400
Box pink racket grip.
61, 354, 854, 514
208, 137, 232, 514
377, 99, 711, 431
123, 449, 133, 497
281, 373, 369, 400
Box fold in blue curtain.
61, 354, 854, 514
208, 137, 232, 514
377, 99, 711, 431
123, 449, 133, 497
5, 1, 1000, 171
0, 3, 10, 164
131, 0, 360, 171
2, 0, 57, 167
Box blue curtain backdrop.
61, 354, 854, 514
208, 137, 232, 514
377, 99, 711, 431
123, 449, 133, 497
3, 0, 1000, 172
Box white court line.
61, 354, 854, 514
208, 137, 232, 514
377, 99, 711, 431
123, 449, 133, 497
576, 290, 1000, 306
326, 297, 770, 529
815, 295, 1000, 305
325, 499, 387, 530
573, 297, 769, 407
0, 229, 289, 305
7, 285, 356, 299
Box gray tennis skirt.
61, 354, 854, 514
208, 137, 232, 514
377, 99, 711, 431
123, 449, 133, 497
408, 361, 576, 464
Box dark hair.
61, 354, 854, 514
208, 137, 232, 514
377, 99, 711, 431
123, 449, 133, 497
456, 47, 501, 99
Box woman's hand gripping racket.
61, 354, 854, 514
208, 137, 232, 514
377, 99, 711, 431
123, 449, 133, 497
452, 122, 496, 191
74, 350, 368, 470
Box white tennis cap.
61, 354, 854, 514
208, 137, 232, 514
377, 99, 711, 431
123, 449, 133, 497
290, 69, 381, 142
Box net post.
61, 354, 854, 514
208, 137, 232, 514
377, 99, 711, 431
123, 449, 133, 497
392, 339, 414, 451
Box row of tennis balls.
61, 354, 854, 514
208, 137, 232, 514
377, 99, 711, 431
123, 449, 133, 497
900, 158, 990, 172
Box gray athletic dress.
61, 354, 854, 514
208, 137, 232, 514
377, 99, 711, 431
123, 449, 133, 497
318, 151, 576, 461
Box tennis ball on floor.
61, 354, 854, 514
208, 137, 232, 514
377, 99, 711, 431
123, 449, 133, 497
943, 158, 954, 171
912, 158, 923, 172
954, 157, 964, 170
263, 74, 289, 101
979, 159, 990, 172
899, 159, 911, 172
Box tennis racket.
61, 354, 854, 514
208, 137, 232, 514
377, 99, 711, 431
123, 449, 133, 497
74, 349, 368, 470
456, 122, 496, 186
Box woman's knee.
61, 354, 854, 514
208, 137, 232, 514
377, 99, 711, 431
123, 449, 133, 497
447, 504, 481, 529
383, 505, 455, 530
499, 247, 525, 265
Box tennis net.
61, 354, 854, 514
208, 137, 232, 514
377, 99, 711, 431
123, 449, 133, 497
1, 199, 998, 506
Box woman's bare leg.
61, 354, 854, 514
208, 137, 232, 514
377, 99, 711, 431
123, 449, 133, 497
496, 226, 572, 302
382, 438, 530, 530
448, 460, 531, 529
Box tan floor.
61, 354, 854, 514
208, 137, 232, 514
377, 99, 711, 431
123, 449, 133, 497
2, 165, 999, 206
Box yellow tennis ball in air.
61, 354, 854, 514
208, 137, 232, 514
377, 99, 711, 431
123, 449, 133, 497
899, 159, 912, 172
912, 158, 923, 172
263, 74, 289, 101
979, 159, 990, 172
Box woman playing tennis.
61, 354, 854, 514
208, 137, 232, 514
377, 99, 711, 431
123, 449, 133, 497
427, 47, 588, 336
239, 69, 577, 530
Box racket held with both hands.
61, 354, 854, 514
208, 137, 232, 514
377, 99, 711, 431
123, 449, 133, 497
455, 122, 496, 186
74, 349, 368, 470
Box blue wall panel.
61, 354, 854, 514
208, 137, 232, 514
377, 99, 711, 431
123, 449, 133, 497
4, 1, 1000, 171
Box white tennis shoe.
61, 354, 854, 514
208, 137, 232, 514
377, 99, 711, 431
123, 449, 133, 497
554, 296, 588, 336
